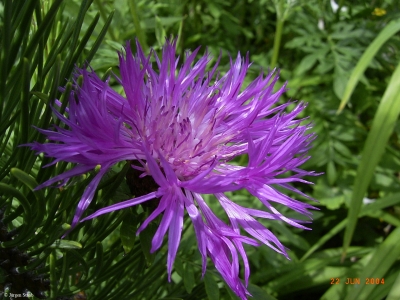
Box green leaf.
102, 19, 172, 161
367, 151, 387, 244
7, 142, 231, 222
50, 239, 83, 249
204, 272, 219, 300
69, 11, 101, 65
155, 15, 167, 47
49, 250, 57, 298
294, 54, 317, 76
387, 272, 400, 300
225, 284, 240, 300
302, 192, 400, 262
333, 140, 352, 158
120, 210, 138, 253
0, 182, 31, 220
174, 256, 184, 277
360, 193, 400, 216
300, 219, 347, 262
342, 61, 400, 260
86, 10, 115, 65
11, 167, 46, 230
338, 19, 400, 112
24, 0, 64, 60
319, 195, 345, 210
269, 221, 310, 250
94, 0, 116, 41
183, 262, 195, 294
326, 161, 337, 185
94, 242, 104, 275
363, 210, 400, 227
333, 69, 349, 99
345, 227, 400, 300
128, 0, 148, 53
139, 221, 158, 266
19, 57, 30, 146
268, 247, 371, 295
369, 271, 399, 300
11, 167, 38, 191
248, 284, 278, 300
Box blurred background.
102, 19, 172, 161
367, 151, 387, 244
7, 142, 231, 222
1, 0, 400, 299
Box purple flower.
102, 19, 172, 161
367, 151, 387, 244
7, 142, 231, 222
28, 40, 318, 299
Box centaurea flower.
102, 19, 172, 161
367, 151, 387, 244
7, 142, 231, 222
28, 40, 318, 299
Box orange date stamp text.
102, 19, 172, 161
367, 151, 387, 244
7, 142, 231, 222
330, 278, 385, 285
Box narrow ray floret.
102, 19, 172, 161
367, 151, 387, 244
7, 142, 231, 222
27, 39, 319, 299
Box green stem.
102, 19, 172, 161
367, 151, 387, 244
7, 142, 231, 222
270, 17, 284, 69
271, 0, 292, 69
128, 0, 148, 54
49, 250, 57, 299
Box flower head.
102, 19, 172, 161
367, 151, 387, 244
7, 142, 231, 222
28, 40, 318, 299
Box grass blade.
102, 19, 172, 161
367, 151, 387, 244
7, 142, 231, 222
337, 19, 400, 113
85, 10, 115, 65
300, 219, 347, 262
345, 227, 400, 300
24, 0, 64, 60
342, 61, 400, 260
387, 272, 400, 300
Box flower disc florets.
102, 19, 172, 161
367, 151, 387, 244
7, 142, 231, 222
28, 39, 319, 299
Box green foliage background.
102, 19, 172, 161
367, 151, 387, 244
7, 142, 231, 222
1, 0, 400, 299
